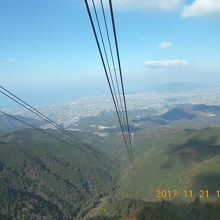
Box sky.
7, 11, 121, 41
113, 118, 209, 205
0, 0, 220, 107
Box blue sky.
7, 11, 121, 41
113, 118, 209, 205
0, 0, 220, 107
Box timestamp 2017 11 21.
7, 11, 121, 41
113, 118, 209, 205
155, 190, 220, 199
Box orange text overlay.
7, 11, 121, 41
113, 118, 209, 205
155, 190, 220, 199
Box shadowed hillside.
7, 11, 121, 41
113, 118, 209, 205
116, 127, 220, 201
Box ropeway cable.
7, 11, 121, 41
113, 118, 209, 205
84, 0, 133, 165
100, 0, 133, 162
92, 0, 126, 132
0, 106, 116, 164
100, 0, 127, 130
0, 109, 87, 153
85, 0, 133, 164
84, 0, 132, 164
0, 85, 107, 157
109, 0, 133, 163
91, 0, 131, 157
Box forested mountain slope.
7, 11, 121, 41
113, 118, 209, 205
117, 127, 220, 201
0, 129, 118, 219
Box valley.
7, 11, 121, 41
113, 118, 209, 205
1, 86, 220, 219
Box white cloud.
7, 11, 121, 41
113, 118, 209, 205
0, 58, 16, 63
158, 41, 173, 50
145, 59, 190, 68
93, 0, 183, 12
182, 0, 220, 18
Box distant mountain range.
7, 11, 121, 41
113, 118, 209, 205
193, 104, 220, 112
160, 108, 196, 121
130, 104, 220, 130
149, 82, 212, 93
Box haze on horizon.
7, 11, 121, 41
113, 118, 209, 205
0, 0, 220, 107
